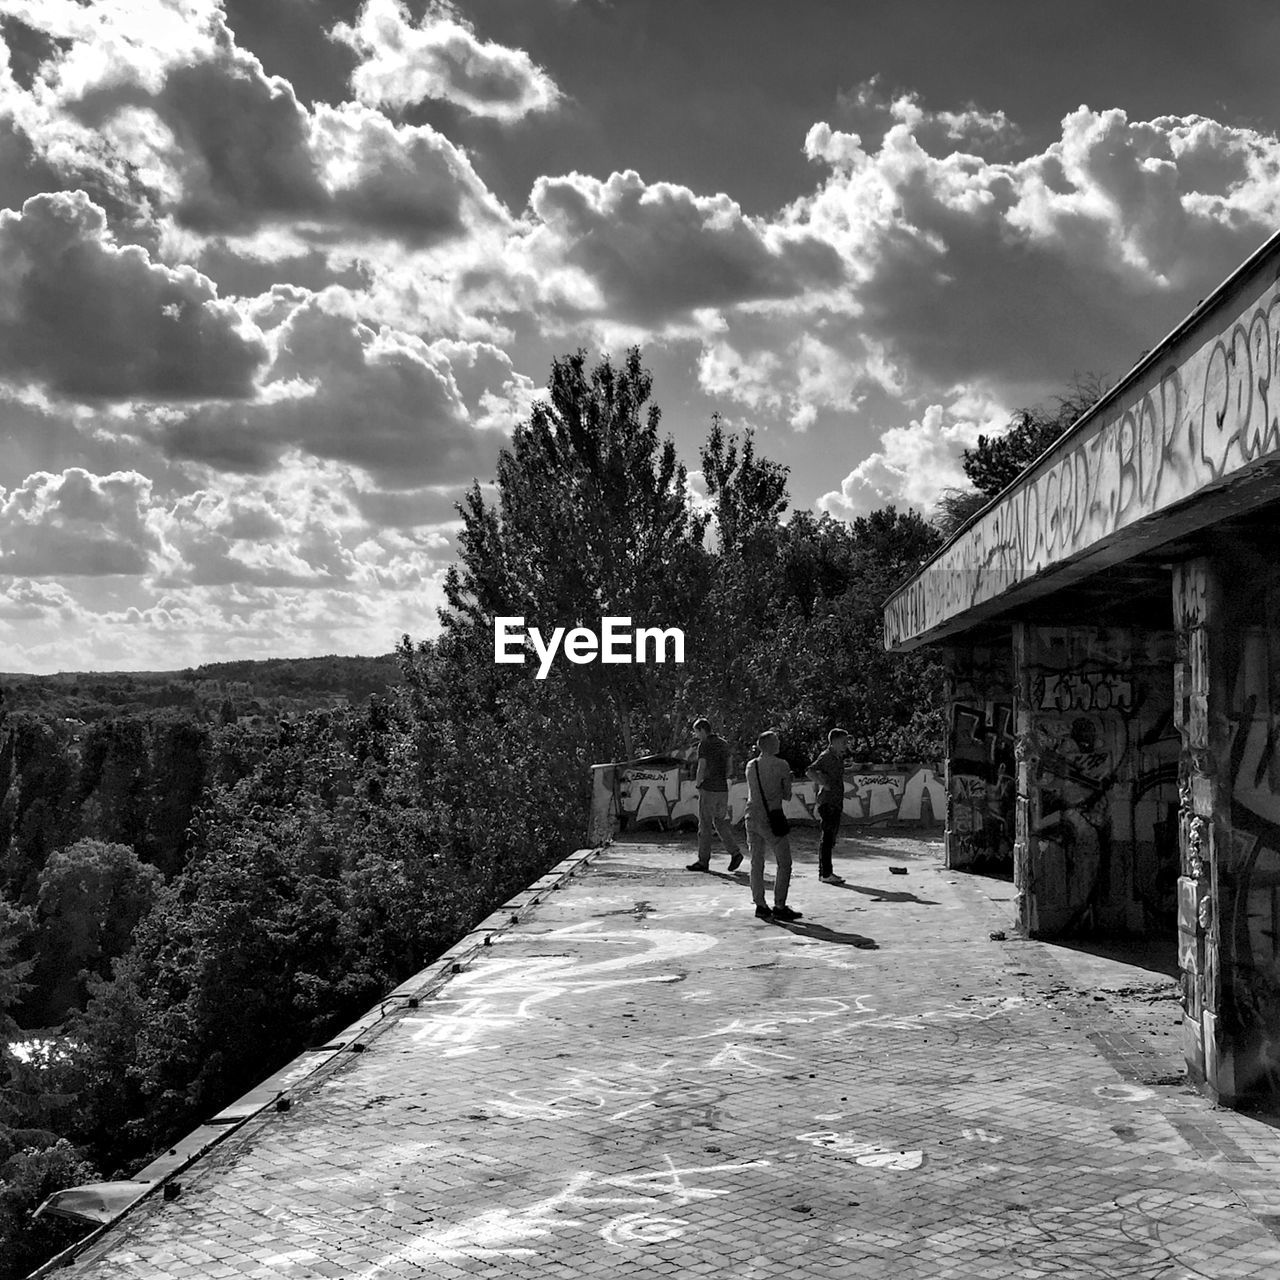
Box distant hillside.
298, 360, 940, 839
0, 653, 403, 723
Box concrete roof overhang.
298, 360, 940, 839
884, 225, 1280, 652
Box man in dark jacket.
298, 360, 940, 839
686, 717, 743, 873
806, 728, 850, 884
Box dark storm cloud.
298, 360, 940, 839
0, 191, 266, 401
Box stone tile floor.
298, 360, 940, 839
59, 831, 1280, 1279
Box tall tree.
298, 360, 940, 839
699, 414, 789, 558
444, 348, 710, 757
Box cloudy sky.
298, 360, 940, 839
3, 0, 1280, 672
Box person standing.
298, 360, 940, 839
686, 717, 743, 873
745, 729, 801, 921
806, 727, 850, 885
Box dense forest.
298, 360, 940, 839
0, 348, 1055, 1277
0, 654, 403, 724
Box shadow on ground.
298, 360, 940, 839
772, 918, 879, 948
1052, 935, 1181, 980
834, 882, 940, 905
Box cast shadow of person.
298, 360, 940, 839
834, 882, 939, 906
770, 918, 879, 949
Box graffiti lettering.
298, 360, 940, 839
885, 275, 1280, 650
1036, 672, 1134, 714
593, 761, 945, 840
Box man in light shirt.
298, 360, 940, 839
744, 729, 801, 922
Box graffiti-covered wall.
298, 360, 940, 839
588, 760, 945, 844
945, 645, 1015, 872
1174, 553, 1280, 1104
1013, 625, 1180, 938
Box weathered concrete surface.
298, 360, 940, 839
884, 231, 1280, 651
1010, 624, 1180, 941
59, 832, 1280, 1279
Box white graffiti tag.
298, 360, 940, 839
403, 925, 716, 1053
827, 995, 1027, 1035
797, 1131, 925, 1170
359, 1156, 770, 1273
685, 996, 875, 1039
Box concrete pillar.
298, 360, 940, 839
1012, 623, 1178, 938
1174, 554, 1280, 1104
943, 642, 1015, 871
587, 763, 618, 845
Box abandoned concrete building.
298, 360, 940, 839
884, 230, 1280, 1109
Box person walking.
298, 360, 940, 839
745, 729, 801, 921
685, 718, 744, 873
806, 727, 851, 884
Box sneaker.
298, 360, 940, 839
685, 861, 710, 872
820, 873, 846, 885
754, 903, 773, 919
727, 851, 744, 872
772, 904, 803, 921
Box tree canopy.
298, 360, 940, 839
935, 376, 1110, 536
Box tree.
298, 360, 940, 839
961, 375, 1109, 498
932, 486, 989, 537
0, 715, 76, 900
699, 414, 789, 558
443, 348, 710, 758
0, 897, 96, 1280
143, 714, 209, 876
28, 840, 162, 1026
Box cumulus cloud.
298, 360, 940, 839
0, 575, 79, 621
792, 106, 1280, 400
310, 101, 508, 245
0, 190, 265, 399
0, 467, 160, 574
158, 290, 500, 487
520, 168, 844, 327
0, 1, 510, 247
834, 79, 1020, 159
818, 402, 1000, 519
333, 0, 560, 121
6, 0, 1280, 669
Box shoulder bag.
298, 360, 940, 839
752, 758, 791, 837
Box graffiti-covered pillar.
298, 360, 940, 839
1175, 553, 1280, 1104
1174, 557, 1231, 1099
944, 642, 1015, 871
1012, 623, 1179, 939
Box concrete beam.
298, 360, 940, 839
885, 237, 1280, 652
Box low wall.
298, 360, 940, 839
588, 759, 945, 844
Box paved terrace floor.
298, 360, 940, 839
58, 831, 1280, 1280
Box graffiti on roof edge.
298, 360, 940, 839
885, 272, 1280, 649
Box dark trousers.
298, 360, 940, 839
817, 801, 842, 877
